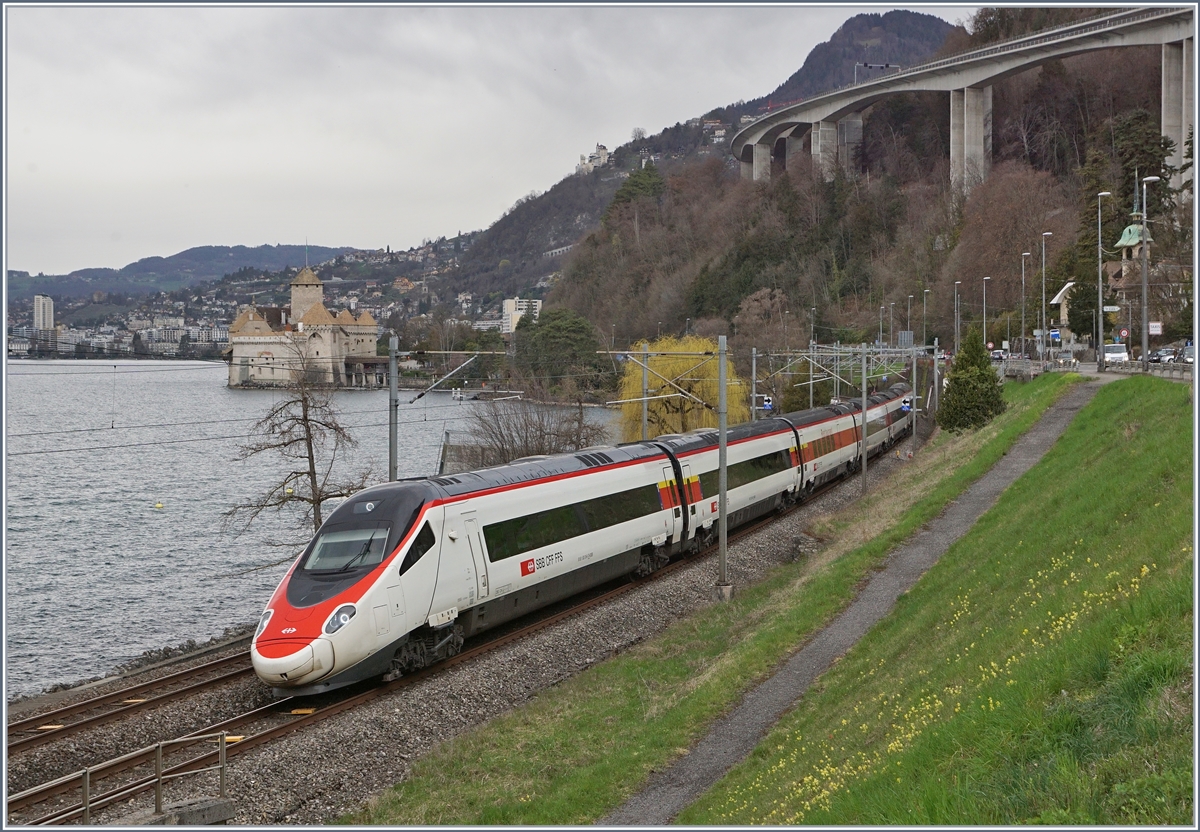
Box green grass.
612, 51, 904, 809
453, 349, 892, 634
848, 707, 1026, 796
680, 374, 1193, 824
344, 373, 1190, 825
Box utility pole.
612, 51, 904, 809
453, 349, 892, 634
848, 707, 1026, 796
860, 344, 868, 496
641, 342, 649, 441
923, 288, 930, 348
388, 334, 399, 481
1041, 231, 1052, 362
954, 281, 961, 353
1141, 176, 1160, 371
1021, 252, 1031, 358
809, 340, 814, 409
1097, 191, 1111, 370
715, 335, 732, 602
751, 347, 757, 422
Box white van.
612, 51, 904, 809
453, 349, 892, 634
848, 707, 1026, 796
1103, 344, 1130, 364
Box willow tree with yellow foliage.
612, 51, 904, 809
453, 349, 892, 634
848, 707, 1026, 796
616, 335, 750, 442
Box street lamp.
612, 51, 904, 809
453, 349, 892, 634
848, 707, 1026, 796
907, 294, 913, 336
1041, 231, 1053, 361
983, 276, 991, 347
879, 306, 884, 347
810, 307, 816, 346
1097, 191, 1111, 370
954, 281, 961, 353
1141, 175, 1160, 371
1021, 252, 1031, 357
889, 302, 895, 347
923, 288, 930, 347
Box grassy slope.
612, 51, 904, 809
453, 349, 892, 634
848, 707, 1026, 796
682, 374, 1193, 824
346, 373, 1191, 825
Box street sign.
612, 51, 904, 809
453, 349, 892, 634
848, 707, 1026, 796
1103, 305, 1121, 312
1050, 328, 1060, 341
1149, 321, 1163, 335
1033, 328, 1043, 337
987, 341, 994, 349
1120, 327, 1130, 338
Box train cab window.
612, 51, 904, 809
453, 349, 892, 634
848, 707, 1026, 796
399, 522, 436, 576
302, 523, 390, 573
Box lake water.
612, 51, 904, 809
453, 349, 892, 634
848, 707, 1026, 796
4, 359, 605, 698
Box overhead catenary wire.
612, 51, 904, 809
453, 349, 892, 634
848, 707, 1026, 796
6, 413, 480, 457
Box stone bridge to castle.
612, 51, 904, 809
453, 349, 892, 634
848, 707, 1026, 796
731, 6, 1195, 191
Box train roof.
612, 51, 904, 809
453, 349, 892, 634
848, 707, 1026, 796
424, 440, 667, 499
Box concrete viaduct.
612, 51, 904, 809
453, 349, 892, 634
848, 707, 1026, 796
731, 6, 1195, 192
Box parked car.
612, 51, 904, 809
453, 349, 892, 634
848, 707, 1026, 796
1183, 346, 1194, 364
990, 349, 1007, 362
1103, 344, 1131, 364
1149, 348, 1177, 363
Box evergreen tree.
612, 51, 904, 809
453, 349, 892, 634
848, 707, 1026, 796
605, 163, 666, 216
936, 326, 1006, 433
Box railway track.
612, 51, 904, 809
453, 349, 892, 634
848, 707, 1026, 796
6, 463, 869, 825
6, 653, 254, 755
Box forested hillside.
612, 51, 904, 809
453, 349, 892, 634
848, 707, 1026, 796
548, 6, 1193, 373
451, 9, 960, 302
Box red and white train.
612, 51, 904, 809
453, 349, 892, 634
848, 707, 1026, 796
251, 383, 913, 695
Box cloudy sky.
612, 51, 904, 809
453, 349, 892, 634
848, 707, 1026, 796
6, 3, 976, 276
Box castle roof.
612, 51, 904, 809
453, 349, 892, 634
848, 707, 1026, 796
356, 310, 377, 327
300, 303, 337, 326
336, 309, 356, 324
290, 267, 322, 287
228, 307, 275, 336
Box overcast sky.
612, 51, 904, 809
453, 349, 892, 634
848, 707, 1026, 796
6, 3, 977, 276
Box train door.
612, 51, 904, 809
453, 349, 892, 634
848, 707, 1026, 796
681, 462, 697, 531
660, 464, 685, 545
462, 514, 490, 601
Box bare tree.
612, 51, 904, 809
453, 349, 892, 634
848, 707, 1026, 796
467, 399, 610, 466
223, 348, 374, 551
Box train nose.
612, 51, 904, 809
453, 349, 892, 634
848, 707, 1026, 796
251, 638, 335, 686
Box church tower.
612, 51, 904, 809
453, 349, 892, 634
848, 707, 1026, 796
290, 267, 324, 322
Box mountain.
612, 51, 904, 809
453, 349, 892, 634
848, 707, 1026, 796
743, 10, 958, 112
449, 10, 959, 300
7, 244, 354, 300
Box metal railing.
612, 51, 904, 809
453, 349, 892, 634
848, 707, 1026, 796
18, 731, 229, 825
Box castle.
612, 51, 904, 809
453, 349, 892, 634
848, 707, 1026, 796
226, 268, 382, 388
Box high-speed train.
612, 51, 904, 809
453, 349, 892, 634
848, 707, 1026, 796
251, 383, 913, 695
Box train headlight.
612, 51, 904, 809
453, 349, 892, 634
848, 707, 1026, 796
324, 604, 357, 635
255, 609, 273, 639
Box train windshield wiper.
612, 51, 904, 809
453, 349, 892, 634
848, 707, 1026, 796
336, 531, 380, 573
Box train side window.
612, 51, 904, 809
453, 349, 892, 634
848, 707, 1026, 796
399, 522, 436, 576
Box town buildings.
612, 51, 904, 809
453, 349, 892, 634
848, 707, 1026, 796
502, 297, 541, 333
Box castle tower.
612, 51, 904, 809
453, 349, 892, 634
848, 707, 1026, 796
289, 267, 324, 322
